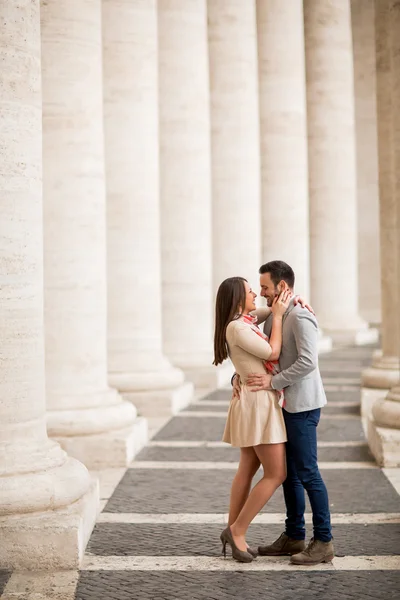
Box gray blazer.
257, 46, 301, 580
262, 299, 327, 414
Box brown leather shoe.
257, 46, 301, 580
290, 537, 334, 565
258, 532, 306, 556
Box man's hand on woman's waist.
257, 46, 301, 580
246, 372, 273, 391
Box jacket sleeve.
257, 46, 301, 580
230, 322, 272, 360
250, 307, 271, 325
271, 310, 318, 390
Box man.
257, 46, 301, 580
234, 260, 334, 565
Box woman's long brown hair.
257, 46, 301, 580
213, 277, 247, 365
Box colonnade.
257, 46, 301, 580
0, 0, 387, 569
361, 0, 400, 468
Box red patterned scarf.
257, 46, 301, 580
241, 314, 285, 408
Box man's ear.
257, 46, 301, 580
279, 281, 289, 293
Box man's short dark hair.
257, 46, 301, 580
259, 260, 295, 289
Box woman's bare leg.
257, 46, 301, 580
228, 447, 260, 525
230, 442, 286, 551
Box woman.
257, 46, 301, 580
213, 276, 291, 563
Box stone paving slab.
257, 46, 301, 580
321, 380, 360, 388
318, 355, 370, 363
185, 404, 229, 412
325, 391, 362, 403
320, 366, 370, 374
316, 404, 360, 415
104, 469, 400, 514
320, 371, 361, 379
200, 389, 362, 404
87, 523, 400, 557
185, 403, 360, 415
73, 342, 400, 600
202, 390, 233, 401
0, 572, 11, 596
153, 416, 365, 443
321, 344, 378, 356
75, 570, 400, 600
318, 360, 371, 368
136, 445, 373, 463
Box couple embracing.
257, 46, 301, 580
213, 260, 334, 566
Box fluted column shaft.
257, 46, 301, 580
41, 0, 142, 467
257, 0, 309, 296
375, 0, 399, 362
351, 0, 381, 326
304, 0, 375, 344
158, 0, 216, 385
208, 0, 261, 291
103, 0, 185, 402
367, 0, 400, 467
362, 0, 399, 395
0, 0, 95, 568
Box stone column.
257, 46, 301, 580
257, 0, 309, 298
257, 0, 331, 354
351, 0, 381, 326
208, 0, 261, 293
102, 0, 192, 417
0, 0, 97, 568
366, 0, 400, 467
158, 0, 230, 388
304, 0, 378, 345
41, 0, 146, 467
361, 0, 399, 421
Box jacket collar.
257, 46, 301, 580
283, 297, 296, 323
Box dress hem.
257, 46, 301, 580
223, 438, 287, 448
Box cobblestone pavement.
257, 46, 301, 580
0, 572, 11, 597
2, 345, 400, 599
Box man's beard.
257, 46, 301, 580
266, 288, 280, 307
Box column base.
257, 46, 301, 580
367, 419, 400, 467
123, 382, 194, 418
108, 365, 185, 393
361, 357, 400, 429
183, 361, 235, 388
47, 388, 137, 436
362, 366, 400, 391
0, 477, 99, 570
53, 419, 148, 469
317, 334, 332, 354
360, 308, 381, 328
361, 387, 387, 422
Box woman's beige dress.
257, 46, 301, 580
222, 317, 287, 447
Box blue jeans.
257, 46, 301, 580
283, 408, 332, 542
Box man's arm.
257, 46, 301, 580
271, 310, 318, 390
250, 307, 271, 325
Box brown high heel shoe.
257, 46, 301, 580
220, 526, 253, 563
247, 546, 258, 558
